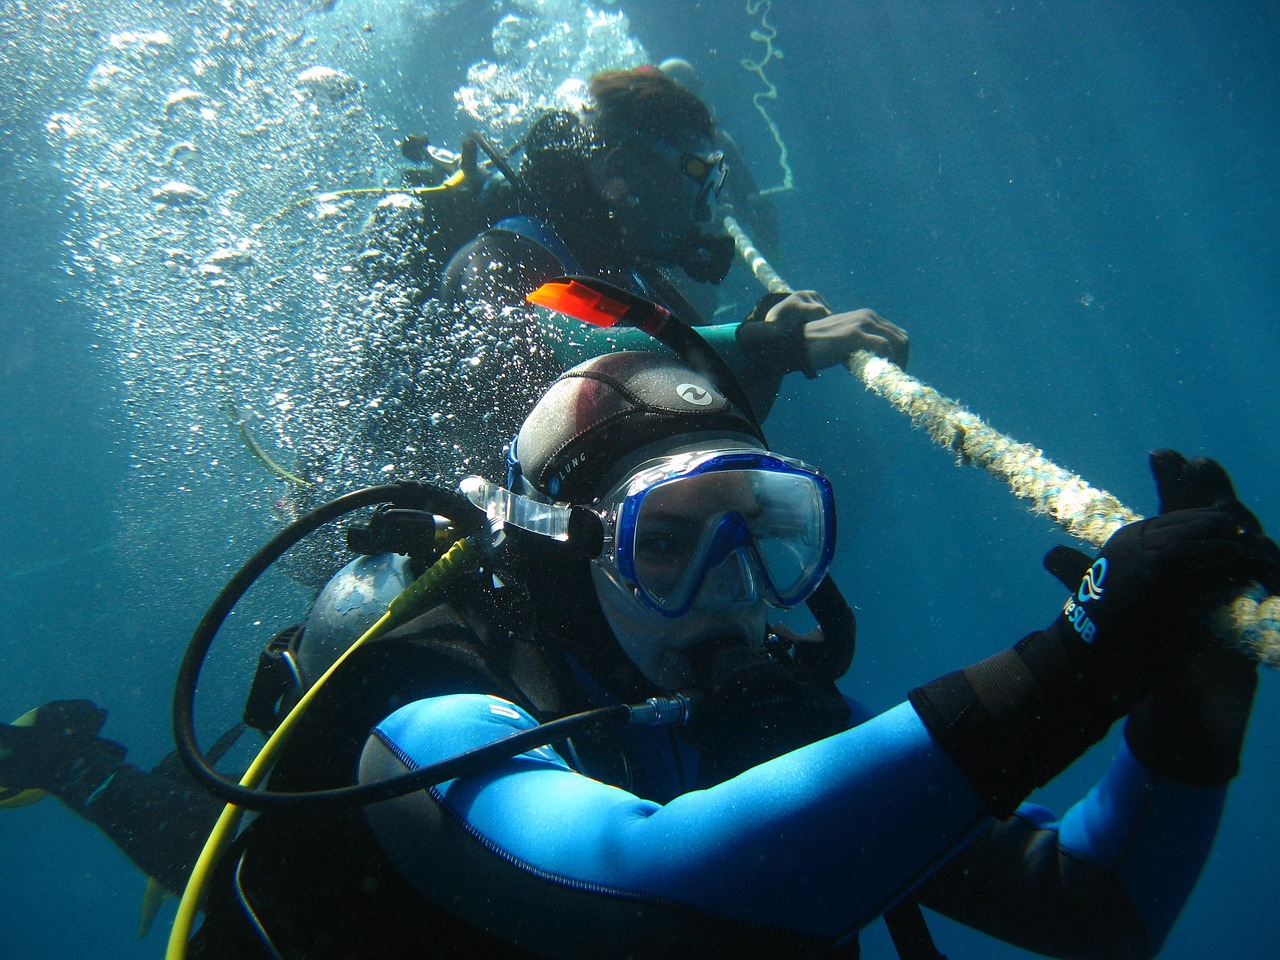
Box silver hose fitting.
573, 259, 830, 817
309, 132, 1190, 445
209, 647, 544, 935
628, 692, 696, 727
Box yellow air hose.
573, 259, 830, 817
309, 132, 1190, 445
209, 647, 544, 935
253, 168, 468, 232
0, 710, 48, 809
723, 214, 1280, 666
224, 403, 311, 488
166, 536, 482, 959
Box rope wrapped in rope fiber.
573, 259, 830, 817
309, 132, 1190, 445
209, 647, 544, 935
847, 352, 1141, 545
723, 215, 1280, 667
725, 214, 790, 295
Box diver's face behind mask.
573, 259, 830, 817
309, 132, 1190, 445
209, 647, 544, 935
649, 138, 727, 225
596, 132, 727, 258
589, 443, 836, 690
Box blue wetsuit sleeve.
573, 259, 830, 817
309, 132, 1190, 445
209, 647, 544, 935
1062, 746, 1223, 950
919, 742, 1225, 960
373, 694, 990, 940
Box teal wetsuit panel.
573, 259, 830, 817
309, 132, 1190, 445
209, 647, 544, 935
539, 315, 747, 377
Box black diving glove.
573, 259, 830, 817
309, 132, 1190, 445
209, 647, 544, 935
736, 292, 816, 379
0, 700, 126, 808
1045, 451, 1273, 786
909, 450, 1279, 817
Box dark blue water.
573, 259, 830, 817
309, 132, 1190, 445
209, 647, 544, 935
2, 2, 1276, 957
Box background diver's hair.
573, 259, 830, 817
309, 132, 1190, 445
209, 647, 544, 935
587, 68, 714, 147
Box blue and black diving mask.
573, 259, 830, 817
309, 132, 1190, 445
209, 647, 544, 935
464, 442, 836, 619
651, 140, 728, 225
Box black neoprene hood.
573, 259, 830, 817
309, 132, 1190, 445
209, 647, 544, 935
515, 352, 765, 502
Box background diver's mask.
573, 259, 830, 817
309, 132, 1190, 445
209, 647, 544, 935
463, 442, 836, 620
647, 139, 728, 226
604, 136, 733, 280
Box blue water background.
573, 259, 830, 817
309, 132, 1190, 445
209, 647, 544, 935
1, 2, 1276, 957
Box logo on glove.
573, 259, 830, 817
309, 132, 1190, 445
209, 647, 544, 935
1078, 559, 1107, 602
1062, 558, 1106, 644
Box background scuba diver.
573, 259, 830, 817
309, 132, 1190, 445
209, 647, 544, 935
656, 55, 782, 258
3, 350, 1275, 958
428, 66, 903, 415
286, 68, 906, 556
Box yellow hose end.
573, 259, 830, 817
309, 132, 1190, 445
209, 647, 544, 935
0, 710, 49, 810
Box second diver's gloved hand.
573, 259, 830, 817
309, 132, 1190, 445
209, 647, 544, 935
1046, 451, 1275, 786
0, 700, 126, 808
909, 450, 1280, 817
735, 291, 910, 381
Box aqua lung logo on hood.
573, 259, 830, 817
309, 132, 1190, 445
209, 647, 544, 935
547, 450, 588, 496
676, 382, 715, 406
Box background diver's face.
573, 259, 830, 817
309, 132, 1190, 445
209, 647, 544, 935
598, 133, 723, 254
591, 468, 768, 691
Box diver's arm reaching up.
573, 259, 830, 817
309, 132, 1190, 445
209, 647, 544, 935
360, 451, 1275, 957
911, 450, 1271, 956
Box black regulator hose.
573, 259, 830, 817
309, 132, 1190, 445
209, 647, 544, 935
172, 480, 484, 809
192, 698, 635, 811
173, 477, 697, 811
465, 128, 523, 187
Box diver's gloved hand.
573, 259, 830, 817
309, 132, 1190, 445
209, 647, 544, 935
910, 450, 1279, 817
0, 700, 126, 807
1127, 642, 1258, 786
1039, 449, 1276, 708
1046, 451, 1272, 785
737, 291, 909, 380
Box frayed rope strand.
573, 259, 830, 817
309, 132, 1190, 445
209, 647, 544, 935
845, 350, 1279, 667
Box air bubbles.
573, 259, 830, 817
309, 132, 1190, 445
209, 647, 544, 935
163, 87, 204, 117
151, 180, 207, 207
108, 30, 174, 52
295, 65, 361, 103
37, 0, 642, 589
455, 2, 646, 137
313, 200, 350, 221
165, 140, 198, 164
45, 112, 81, 138
87, 63, 125, 93
203, 242, 254, 270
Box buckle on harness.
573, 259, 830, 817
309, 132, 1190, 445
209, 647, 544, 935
242, 624, 306, 734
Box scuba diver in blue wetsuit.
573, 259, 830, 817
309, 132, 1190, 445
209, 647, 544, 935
3, 341, 1276, 959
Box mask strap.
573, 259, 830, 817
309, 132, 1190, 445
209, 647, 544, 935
460, 477, 604, 560
506, 434, 523, 491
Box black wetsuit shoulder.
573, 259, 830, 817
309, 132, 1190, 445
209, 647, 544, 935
190, 604, 544, 959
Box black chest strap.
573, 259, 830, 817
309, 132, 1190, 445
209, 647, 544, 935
884, 899, 947, 960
